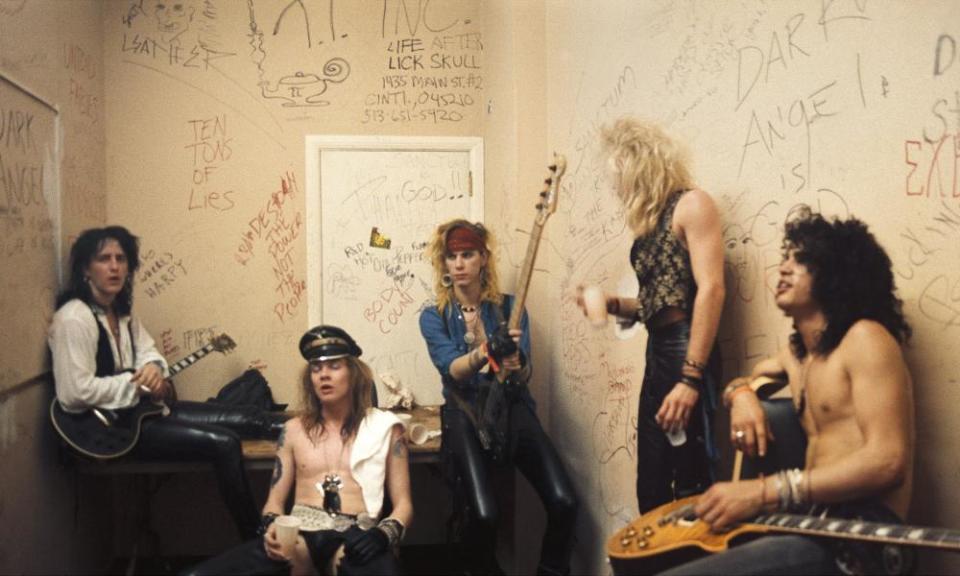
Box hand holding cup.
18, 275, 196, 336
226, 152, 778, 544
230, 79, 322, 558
581, 285, 609, 327
273, 515, 302, 557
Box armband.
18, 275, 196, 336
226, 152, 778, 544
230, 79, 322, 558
258, 512, 279, 536
606, 297, 621, 315
683, 358, 706, 373
377, 517, 405, 547
679, 374, 703, 390
722, 379, 752, 408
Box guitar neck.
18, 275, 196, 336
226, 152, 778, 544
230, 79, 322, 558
167, 343, 216, 377
754, 512, 960, 551
509, 218, 547, 330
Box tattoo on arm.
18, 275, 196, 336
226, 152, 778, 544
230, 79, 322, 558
270, 456, 283, 487
392, 437, 408, 459
277, 427, 286, 448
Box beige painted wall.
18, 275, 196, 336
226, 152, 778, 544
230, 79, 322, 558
5, 0, 960, 574
104, 0, 488, 409
0, 1, 111, 574
545, 1, 960, 574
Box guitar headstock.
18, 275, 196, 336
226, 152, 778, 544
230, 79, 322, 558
210, 334, 237, 354
536, 153, 566, 226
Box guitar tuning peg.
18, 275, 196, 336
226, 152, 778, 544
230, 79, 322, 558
536, 203, 543, 209
544, 178, 552, 185
539, 191, 547, 197
549, 164, 557, 171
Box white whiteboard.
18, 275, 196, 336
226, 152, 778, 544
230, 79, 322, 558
306, 136, 483, 406
0, 75, 60, 393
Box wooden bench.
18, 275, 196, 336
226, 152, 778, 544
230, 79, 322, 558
70, 405, 444, 573
74, 404, 443, 475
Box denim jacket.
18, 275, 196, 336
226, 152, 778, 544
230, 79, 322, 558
418, 294, 534, 408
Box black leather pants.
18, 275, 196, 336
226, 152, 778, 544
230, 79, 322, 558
636, 321, 719, 514
132, 400, 282, 540
182, 528, 401, 576
442, 401, 579, 575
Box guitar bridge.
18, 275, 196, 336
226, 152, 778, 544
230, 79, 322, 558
659, 503, 698, 527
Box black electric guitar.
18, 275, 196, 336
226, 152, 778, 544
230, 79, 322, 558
607, 494, 960, 575
50, 334, 236, 459
472, 155, 565, 460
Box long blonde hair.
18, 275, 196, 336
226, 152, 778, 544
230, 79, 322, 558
298, 356, 374, 441
600, 118, 694, 237
426, 219, 503, 313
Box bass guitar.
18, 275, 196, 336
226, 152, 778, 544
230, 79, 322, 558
607, 494, 960, 575
473, 154, 565, 460
50, 333, 236, 459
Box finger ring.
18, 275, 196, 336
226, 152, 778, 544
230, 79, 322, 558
735, 430, 745, 439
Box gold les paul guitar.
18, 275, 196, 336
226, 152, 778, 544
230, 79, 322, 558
50, 334, 236, 459
607, 494, 960, 575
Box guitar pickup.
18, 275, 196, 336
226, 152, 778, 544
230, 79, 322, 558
92, 408, 112, 428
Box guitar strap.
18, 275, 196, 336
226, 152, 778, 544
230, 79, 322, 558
439, 297, 519, 458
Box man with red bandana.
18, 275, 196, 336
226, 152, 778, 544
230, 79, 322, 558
419, 219, 579, 575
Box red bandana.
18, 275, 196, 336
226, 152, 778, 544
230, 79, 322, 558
446, 225, 484, 252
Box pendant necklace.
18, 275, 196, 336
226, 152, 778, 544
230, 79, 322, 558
108, 313, 124, 366
315, 427, 348, 514
796, 356, 811, 418
458, 302, 480, 345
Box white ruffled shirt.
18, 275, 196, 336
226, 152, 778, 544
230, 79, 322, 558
350, 408, 404, 518
48, 299, 168, 413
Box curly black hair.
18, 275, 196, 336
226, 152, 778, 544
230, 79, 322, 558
56, 226, 141, 316
783, 209, 911, 358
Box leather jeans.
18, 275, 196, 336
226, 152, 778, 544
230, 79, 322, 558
133, 400, 285, 540
636, 320, 719, 513
442, 401, 579, 575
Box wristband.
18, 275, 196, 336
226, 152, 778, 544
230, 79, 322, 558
484, 342, 502, 373
679, 374, 702, 389
606, 297, 621, 315
377, 518, 405, 547
683, 358, 706, 372
722, 379, 750, 407
258, 513, 279, 536
758, 474, 770, 511
724, 385, 755, 408
775, 471, 790, 511
469, 347, 485, 371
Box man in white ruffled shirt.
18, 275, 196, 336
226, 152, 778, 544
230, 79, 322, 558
49, 226, 283, 540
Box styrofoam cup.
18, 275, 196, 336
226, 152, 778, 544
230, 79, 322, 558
582, 285, 608, 327
666, 426, 687, 447
274, 515, 301, 554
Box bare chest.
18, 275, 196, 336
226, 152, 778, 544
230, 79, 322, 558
292, 434, 354, 480
791, 356, 854, 433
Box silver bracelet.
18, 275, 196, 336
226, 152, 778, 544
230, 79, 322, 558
787, 468, 806, 508
775, 471, 790, 511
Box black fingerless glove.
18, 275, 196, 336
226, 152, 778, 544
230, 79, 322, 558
486, 323, 518, 363
344, 526, 390, 564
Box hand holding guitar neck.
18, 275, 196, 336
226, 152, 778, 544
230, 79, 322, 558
487, 323, 518, 367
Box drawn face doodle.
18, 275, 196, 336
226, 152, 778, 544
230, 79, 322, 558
153, 1, 194, 42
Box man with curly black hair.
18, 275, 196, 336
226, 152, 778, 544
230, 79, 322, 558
658, 210, 915, 575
